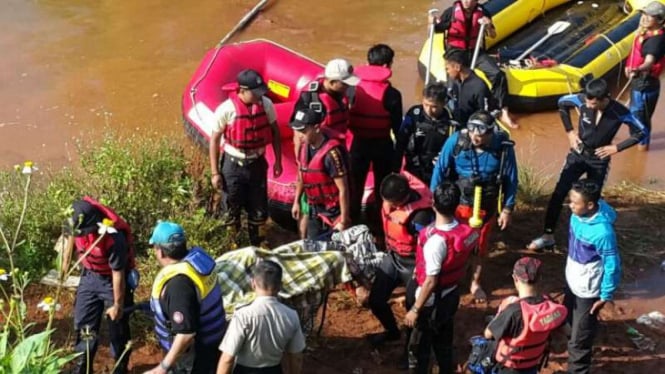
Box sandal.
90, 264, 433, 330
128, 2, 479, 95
527, 236, 556, 252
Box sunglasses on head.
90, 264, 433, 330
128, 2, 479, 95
467, 119, 493, 135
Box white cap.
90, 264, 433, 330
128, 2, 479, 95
324, 59, 360, 86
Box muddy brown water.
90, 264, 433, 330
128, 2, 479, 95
1, 0, 663, 188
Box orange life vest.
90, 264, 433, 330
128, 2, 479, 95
446, 1, 484, 51
349, 65, 392, 139
627, 27, 665, 78
299, 138, 345, 208
414, 222, 479, 288
381, 174, 433, 256
494, 297, 568, 369
223, 94, 272, 150
74, 197, 136, 275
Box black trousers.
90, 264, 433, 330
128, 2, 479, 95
221, 154, 269, 245
543, 152, 609, 234
564, 288, 600, 374
349, 137, 394, 223
473, 51, 508, 109
73, 270, 133, 374
369, 252, 416, 334
406, 280, 460, 374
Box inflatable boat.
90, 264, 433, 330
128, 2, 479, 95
418, 0, 658, 111
182, 39, 377, 228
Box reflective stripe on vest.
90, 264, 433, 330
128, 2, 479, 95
74, 196, 136, 275
414, 222, 479, 287
349, 65, 392, 139
307, 79, 350, 138
224, 95, 272, 150
494, 298, 568, 369
627, 27, 665, 78
150, 247, 226, 351
298, 138, 344, 208
447, 1, 483, 51
381, 174, 433, 256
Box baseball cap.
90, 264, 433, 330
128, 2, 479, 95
512, 257, 542, 283
324, 59, 360, 86
641, 1, 665, 18
290, 107, 324, 131
70, 200, 104, 236
149, 221, 186, 245
237, 69, 268, 96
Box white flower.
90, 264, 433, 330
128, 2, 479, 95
21, 161, 38, 175
97, 218, 118, 235
37, 297, 62, 312
0, 268, 9, 281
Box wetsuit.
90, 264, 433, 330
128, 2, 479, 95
542, 94, 647, 235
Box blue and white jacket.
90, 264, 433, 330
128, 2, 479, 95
565, 200, 621, 301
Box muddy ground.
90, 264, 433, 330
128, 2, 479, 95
24, 199, 665, 374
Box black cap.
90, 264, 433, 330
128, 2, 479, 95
290, 107, 324, 131
237, 69, 268, 96
70, 200, 104, 236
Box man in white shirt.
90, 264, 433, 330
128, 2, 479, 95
404, 182, 479, 373
209, 69, 283, 246
217, 260, 305, 374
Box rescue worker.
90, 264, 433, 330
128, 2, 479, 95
394, 82, 455, 185
625, 1, 665, 151
69, 197, 135, 374
218, 260, 305, 374
444, 49, 497, 126
146, 221, 226, 374
404, 182, 479, 374
563, 179, 621, 374
430, 0, 518, 128
290, 107, 351, 240
430, 110, 518, 302
292, 58, 359, 144
209, 69, 283, 247
484, 257, 568, 374
368, 173, 434, 347
348, 44, 403, 224
292, 58, 358, 238
528, 78, 647, 251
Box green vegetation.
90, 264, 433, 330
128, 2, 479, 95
0, 132, 241, 279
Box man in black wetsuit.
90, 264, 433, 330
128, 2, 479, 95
528, 78, 648, 250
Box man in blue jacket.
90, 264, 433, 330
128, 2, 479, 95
430, 110, 518, 301
564, 179, 621, 374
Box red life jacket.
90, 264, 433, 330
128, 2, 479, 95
414, 222, 479, 287
349, 65, 392, 139
298, 137, 345, 208
382, 175, 433, 256
494, 297, 568, 369
74, 197, 136, 275
223, 93, 272, 150
627, 27, 665, 78
305, 79, 350, 139
446, 1, 484, 51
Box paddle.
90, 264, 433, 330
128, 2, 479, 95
516, 21, 571, 60
616, 76, 633, 105
425, 8, 440, 86
470, 22, 487, 70
217, 0, 270, 47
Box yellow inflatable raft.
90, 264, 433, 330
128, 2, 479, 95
418, 0, 663, 111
